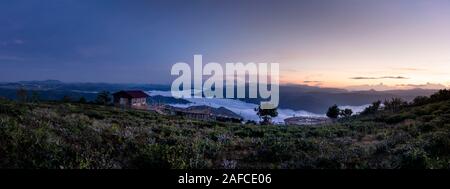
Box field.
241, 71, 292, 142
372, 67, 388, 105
0, 95, 449, 169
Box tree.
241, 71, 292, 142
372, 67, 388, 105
16, 88, 28, 103
30, 91, 40, 103
360, 100, 381, 115
326, 105, 340, 119
255, 106, 278, 125
384, 98, 407, 112
95, 91, 111, 105
429, 89, 450, 102
412, 96, 429, 106
340, 108, 353, 118
78, 97, 87, 104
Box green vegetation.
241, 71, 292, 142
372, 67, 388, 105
361, 100, 382, 115
95, 91, 111, 105
0, 90, 449, 169
340, 108, 353, 118
255, 106, 278, 125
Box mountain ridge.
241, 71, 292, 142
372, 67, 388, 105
0, 80, 439, 113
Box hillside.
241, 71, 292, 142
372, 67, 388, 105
0, 94, 449, 169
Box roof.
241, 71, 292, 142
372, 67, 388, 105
113, 90, 149, 99
184, 105, 243, 120
284, 116, 330, 125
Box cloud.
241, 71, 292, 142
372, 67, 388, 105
380, 76, 408, 79
395, 82, 446, 89
148, 90, 324, 123
394, 67, 426, 71
346, 82, 446, 91
0, 39, 25, 46
77, 45, 111, 58
13, 39, 24, 45
350, 77, 378, 80
302, 80, 323, 86
345, 83, 396, 91
303, 80, 322, 83
350, 76, 408, 80
0, 55, 26, 61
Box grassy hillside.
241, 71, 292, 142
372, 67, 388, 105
0, 96, 449, 169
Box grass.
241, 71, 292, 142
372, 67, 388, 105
0, 98, 449, 169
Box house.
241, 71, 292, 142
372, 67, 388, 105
113, 90, 149, 109
153, 104, 243, 123
183, 105, 243, 122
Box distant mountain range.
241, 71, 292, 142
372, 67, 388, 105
241, 85, 438, 113
0, 80, 440, 114
0, 80, 171, 102
0, 80, 170, 92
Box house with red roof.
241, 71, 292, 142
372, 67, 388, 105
113, 90, 149, 109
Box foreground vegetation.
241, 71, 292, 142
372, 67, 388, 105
0, 90, 449, 169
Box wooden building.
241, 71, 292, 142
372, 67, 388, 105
153, 104, 243, 123
113, 90, 149, 109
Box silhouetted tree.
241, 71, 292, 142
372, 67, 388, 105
255, 106, 278, 125
384, 98, 407, 112
326, 105, 340, 119
95, 91, 111, 105
16, 88, 27, 102
340, 108, 353, 118
412, 96, 429, 106
360, 100, 381, 115
429, 89, 450, 102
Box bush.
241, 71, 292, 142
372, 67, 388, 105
326, 105, 340, 119
361, 101, 381, 115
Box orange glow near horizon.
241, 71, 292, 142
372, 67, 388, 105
277, 56, 450, 90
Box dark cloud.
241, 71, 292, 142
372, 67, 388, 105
350, 77, 378, 80
380, 76, 408, 79
350, 76, 408, 80
303, 80, 322, 83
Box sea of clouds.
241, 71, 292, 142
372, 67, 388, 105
148, 90, 369, 124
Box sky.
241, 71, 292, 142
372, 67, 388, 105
1, 0, 450, 90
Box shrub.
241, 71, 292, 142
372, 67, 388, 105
361, 101, 381, 115
326, 105, 340, 119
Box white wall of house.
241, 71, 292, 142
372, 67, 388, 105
131, 98, 146, 106
119, 98, 128, 105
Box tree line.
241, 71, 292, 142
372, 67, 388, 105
15, 88, 112, 105
326, 89, 450, 118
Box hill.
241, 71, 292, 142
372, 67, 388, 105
0, 90, 449, 168
0, 80, 438, 114
241, 85, 438, 113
